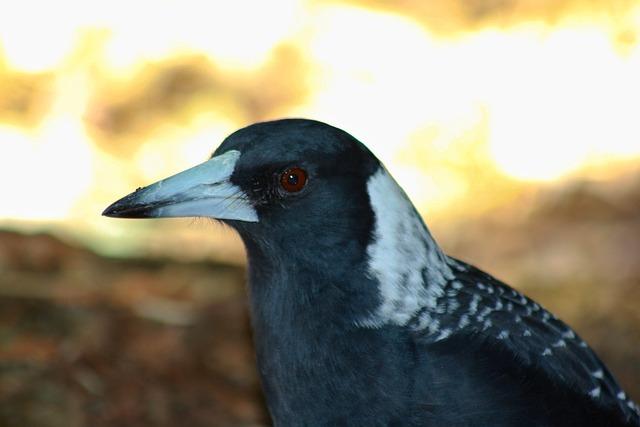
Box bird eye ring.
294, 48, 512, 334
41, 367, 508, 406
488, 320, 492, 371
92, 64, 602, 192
279, 167, 307, 193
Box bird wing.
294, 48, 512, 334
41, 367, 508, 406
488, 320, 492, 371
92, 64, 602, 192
409, 257, 640, 426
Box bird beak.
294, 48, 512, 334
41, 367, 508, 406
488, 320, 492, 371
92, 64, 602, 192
102, 149, 258, 222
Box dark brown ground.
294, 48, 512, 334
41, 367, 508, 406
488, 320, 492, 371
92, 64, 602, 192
0, 171, 639, 426
0, 232, 268, 427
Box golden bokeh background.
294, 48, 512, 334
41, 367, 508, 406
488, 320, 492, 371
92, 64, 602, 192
0, 1, 639, 425
1, 0, 639, 253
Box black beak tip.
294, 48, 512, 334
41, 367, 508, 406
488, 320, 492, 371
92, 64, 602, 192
102, 203, 119, 217
102, 199, 130, 218
102, 194, 156, 219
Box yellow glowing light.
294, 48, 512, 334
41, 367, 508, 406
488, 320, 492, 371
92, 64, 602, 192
297, 6, 640, 189
0, 118, 93, 220
0, 36, 95, 220
2, 0, 640, 233
0, 1, 83, 72
0, 0, 305, 73
478, 25, 640, 180
136, 114, 238, 183
301, 6, 460, 152
102, 0, 305, 73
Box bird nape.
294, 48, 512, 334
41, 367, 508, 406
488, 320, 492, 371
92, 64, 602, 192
103, 119, 639, 427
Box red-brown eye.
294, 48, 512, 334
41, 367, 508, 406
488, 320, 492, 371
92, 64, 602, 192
279, 167, 307, 193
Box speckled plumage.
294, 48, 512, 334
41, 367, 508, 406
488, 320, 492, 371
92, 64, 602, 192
104, 119, 639, 427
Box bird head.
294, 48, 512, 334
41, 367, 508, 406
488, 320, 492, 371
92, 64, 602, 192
103, 119, 389, 269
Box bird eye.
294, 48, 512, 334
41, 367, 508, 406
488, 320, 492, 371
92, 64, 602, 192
279, 167, 307, 193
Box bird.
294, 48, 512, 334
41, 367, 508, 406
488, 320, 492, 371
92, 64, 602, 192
103, 118, 639, 426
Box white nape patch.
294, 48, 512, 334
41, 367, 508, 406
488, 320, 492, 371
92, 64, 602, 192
589, 387, 602, 398
362, 166, 451, 328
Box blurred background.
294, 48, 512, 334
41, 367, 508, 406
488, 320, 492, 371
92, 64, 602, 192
1, 0, 639, 425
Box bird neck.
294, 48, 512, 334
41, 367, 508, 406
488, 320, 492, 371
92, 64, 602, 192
359, 166, 453, 328
243, 251, 416, 424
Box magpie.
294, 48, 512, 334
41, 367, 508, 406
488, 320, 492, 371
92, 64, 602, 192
104, 119, 639, 426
